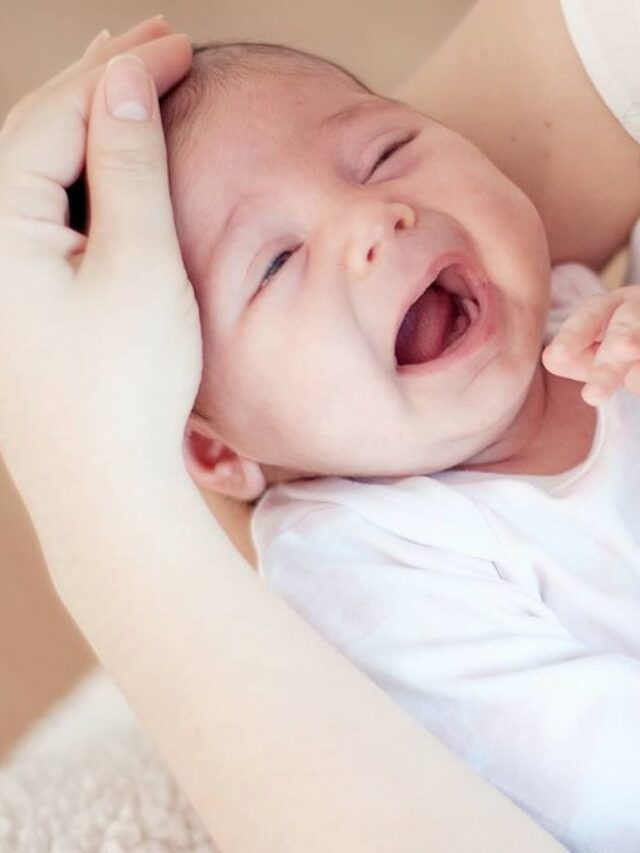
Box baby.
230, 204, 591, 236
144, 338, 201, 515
160, 44, 640, 852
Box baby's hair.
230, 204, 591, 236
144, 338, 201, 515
160, 41, 374, 158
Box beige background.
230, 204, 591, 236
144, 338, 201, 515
0, 0, 476, 763
0, 0, 473, 118
0, 0, 629, 763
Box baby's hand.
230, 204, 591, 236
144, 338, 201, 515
542, 285, 640, 406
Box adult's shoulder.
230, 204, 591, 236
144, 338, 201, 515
395, 0, 640, 273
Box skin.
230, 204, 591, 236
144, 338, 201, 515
169, 65, 598, 502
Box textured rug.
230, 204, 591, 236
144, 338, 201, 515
0, 667, 219, 852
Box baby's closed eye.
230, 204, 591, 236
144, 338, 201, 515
257, 135, 416, 290
262, 250, 295, 284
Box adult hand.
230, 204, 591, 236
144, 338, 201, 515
0, 19, 198, 532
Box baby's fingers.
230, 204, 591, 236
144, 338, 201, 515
542, 339, 598, 380
582, 362, 628, 406
582, 299, 640, 405
547, 291, 622, 363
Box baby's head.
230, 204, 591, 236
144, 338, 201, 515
160, 42, 551, 503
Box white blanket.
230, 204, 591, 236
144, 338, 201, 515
0, 667, 219, 851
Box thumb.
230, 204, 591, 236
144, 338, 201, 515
85, 53, 182, 265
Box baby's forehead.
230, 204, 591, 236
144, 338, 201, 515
176, 76, 381, 208
192, 76, 405, 196
201, 71, 371, 147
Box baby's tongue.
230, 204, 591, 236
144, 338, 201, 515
395, 284, 456, 366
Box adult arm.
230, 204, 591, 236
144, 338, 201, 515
49, 471, 566, 853
0, 23, 564, 853
394, 0, 640, 273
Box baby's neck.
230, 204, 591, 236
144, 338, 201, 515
457, 362, 598, 477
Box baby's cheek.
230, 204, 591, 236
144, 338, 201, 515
197, 355, 276, 456
190, 343, 240, 437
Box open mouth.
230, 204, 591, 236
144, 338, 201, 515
394, 263, 481, 367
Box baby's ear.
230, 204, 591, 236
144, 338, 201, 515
182, 414, 266, 502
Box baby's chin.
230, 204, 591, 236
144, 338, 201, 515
259, 454, 460, 486
260, 462, 319, 486
256, 383, 529, 486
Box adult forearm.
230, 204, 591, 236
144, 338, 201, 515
395, 0, 640, 273
43, 469, 564, 853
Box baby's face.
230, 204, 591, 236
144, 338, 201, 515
169, 70, 551, 478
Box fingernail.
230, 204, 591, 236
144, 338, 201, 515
105, 55, 153, 121
123, 14, 170, 37
84, 28, 111, 56
154, 13, 174, 31
150, 13, 171, 28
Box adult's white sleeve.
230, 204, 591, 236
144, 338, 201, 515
559, 0, 640, 143
260, 503, 640, 853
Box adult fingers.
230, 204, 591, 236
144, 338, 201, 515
84, 54, 183, 268
82, 29, 113, 58
0, 35, 192, 229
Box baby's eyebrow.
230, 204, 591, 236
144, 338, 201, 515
197, 192, 262, 299
204, 98, 406, 296
211, 105, 387, 257
216, 100, 402, 247
218, 193, 256, 247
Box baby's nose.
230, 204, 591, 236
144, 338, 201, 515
345, 202, 416, 278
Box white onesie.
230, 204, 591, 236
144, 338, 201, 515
252, 248, 640, 852
251, 6, 640, 851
